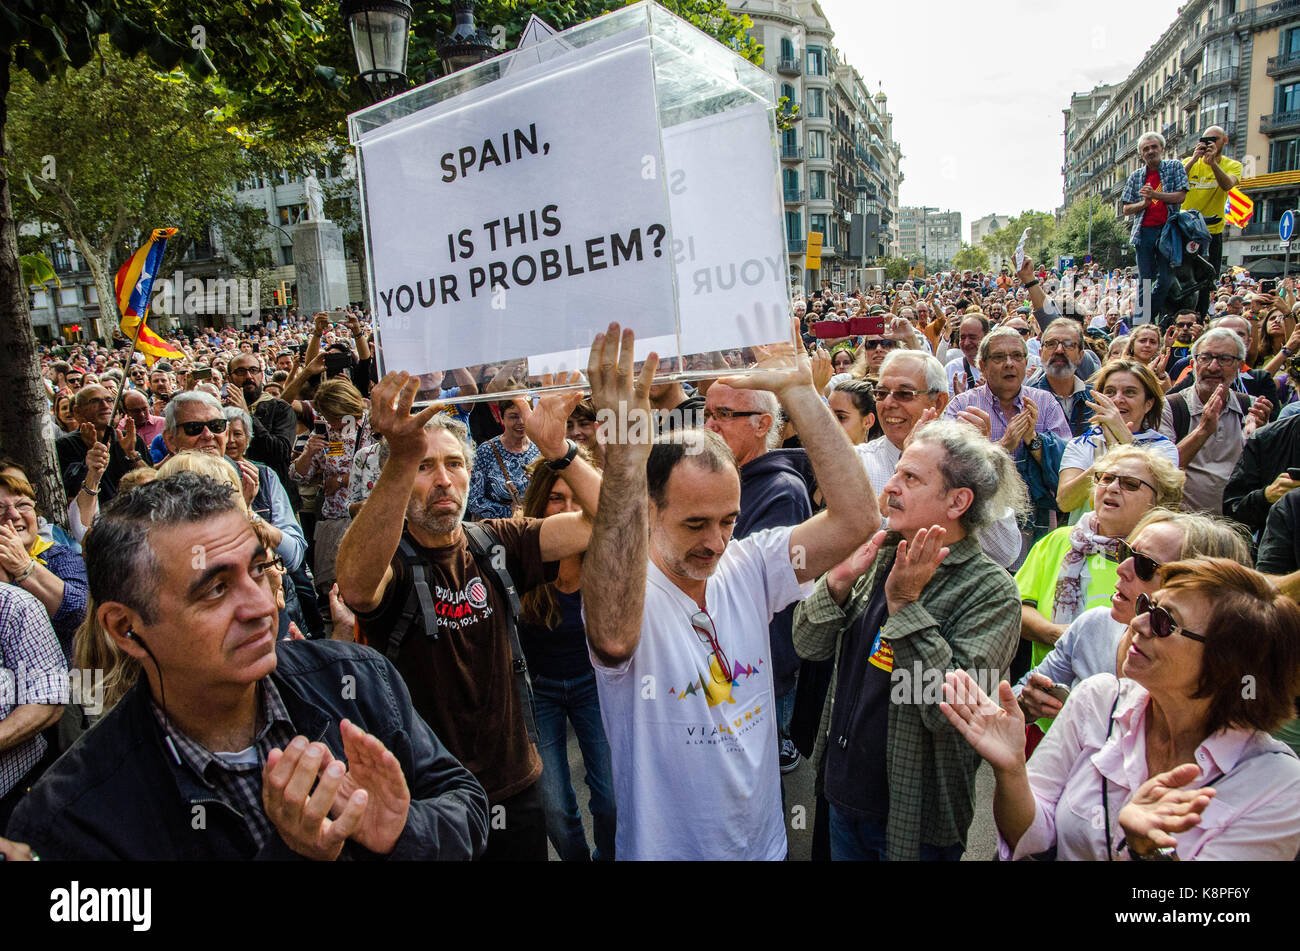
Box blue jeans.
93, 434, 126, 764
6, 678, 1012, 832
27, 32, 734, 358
827, 804, 963, 861
1134, 225, 1172, 325
532, 671, 617, 861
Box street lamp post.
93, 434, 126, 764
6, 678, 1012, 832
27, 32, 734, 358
435, 0, 497, 75
342, 0, 414, 102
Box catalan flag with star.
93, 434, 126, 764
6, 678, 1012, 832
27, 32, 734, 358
114, 227, 184, 364
1224, 188, 1254, 228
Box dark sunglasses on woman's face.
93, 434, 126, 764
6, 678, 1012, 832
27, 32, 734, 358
178, 418, 228, 437
1134, 592, 1206, 643
1116, 540, 1162, 581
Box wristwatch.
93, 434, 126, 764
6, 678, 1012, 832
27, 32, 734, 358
1026, 434, 1044, 452
544, 439, 580, 471
1023, 278, 1040, 288
1129, 843, 1178, 861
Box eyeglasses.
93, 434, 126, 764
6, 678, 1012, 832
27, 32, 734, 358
1012, 327, 1032, 337
251, 554, 285, 577
690, 609, 733, 685
703, 407, 762, 422
1043, 340, 1079, 352
0, 498, 36, 518
871, 387, 925, 403
863, 339, 899, 351
1093, 470, 1156, 494
1116, 540, 1162, 582
178, 418, 229, 437
1194, 352, 1238, 366
985, 351, 1027, 365
228, 366, 262, 377
1135, 593, 1206, 643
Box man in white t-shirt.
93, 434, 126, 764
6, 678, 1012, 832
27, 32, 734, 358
581, 319, 878, 860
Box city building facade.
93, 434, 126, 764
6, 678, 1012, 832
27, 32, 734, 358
898, 206, 962, 271
1062, 0, 1300, 271
734, 0, 904, 292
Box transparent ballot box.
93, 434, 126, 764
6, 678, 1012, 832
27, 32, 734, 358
349, 0, 793, 403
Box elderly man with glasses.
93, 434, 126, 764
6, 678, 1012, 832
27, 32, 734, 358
1026, 320, 1094, 437
1160, 328, 1271, 514
944, 328, 1073, 554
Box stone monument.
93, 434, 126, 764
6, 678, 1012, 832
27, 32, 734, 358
292, 174, 350, 314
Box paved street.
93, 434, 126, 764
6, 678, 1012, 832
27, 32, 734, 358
553, 726, 997, 861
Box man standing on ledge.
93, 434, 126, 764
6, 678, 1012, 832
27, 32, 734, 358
1181, 126, 1241, 317
1120, 131, 1188, 327
582, 319, 877, 860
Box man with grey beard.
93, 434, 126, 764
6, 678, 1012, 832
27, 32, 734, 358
1025, 319, 1093, 438
335, 372, 601, 861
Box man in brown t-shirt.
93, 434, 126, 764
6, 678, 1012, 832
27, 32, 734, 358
337, 372, 600, 861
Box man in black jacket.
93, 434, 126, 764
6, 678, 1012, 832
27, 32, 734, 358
1223, 411, 1300, 536
55, 384, 151, 500
5, 473, 487, 860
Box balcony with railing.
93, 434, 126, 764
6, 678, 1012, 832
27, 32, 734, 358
1261, 110, 1300, 135
1268, 50, 1300, 78
788, 237, 806, 253
1185, 64, 1239, 102
781, 144, 805, 160
777, 55, 801, 76
783, 189, 806, 204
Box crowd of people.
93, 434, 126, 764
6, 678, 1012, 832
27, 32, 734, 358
2, 241, 1300, 863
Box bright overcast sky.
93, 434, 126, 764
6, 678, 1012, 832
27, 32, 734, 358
818, 0, 1185, 239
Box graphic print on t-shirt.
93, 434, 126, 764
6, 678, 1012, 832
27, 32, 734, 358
667, 654, 765, 707
429, 575, 494, 634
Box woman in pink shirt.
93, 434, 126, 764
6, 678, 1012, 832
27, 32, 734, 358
942, 558, 1300, 860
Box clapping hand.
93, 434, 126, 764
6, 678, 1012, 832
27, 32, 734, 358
1243, 395, 1272, 438
1086, 391, 1130, 444
826, 530, 886, 604
884, 525, 949, 613
810, 347, 833, 395
1118, 763, 1215, 858
940, 671, 1027, 774
262, 737, 369, 861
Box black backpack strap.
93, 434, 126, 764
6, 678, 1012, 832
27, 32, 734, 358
462, 521, 537, 746
1170, 392, 1191, 444
389, 536, 439, 664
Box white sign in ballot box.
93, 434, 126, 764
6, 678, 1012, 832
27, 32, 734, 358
349, 0, 792, 403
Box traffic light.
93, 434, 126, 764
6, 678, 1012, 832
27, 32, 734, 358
272, 289, 281, 305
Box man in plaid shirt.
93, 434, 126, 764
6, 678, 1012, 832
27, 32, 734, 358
793, 420, 1024, 861
0, 586, 68, 829
1121, 131, 1189, 326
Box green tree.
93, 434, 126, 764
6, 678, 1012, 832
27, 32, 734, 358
951, 243, 990, 272
210, 201, 275, 315
981, 210, 1056, 267
9, 43, 249, 341
881, 256, 910, 281
1050, 195, 1129, 270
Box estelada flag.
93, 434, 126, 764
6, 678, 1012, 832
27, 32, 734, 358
1224, 189, 1254, 228
114, 227, 184, 364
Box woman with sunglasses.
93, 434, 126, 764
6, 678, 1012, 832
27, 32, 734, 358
1015, 510, 1249, 724
943, 558, 1300, 860
1057, 361, 1178, 523
1017, 445, 1183, 743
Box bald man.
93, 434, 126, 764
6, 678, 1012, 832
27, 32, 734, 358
1182, 125, 1242, 317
